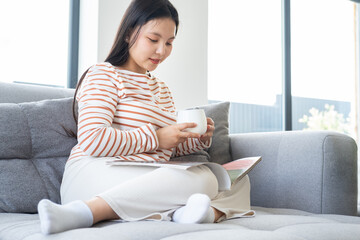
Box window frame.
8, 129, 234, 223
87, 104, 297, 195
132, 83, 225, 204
68, 0, 80, 89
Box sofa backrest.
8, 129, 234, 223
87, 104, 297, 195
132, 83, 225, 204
0, 82, 77, 213
0, 82, 75, 103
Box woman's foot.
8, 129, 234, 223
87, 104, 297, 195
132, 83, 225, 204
172, 193, 215, 224
37, 199, 93, 235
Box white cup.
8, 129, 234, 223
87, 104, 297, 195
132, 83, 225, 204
176, 109, 207, 135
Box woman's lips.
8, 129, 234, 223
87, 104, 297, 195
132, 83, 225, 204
150, 58, 160, 64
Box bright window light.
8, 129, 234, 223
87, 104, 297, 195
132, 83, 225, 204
208, 0, 282, 106
0, 0, 70, 87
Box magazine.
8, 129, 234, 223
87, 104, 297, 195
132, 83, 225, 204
106, 156, 262, 191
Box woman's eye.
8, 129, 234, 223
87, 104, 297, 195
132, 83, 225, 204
166, 42, 172, 46
148, 38, 157, 43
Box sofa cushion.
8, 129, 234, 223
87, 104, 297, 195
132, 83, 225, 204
0, 104, 32, 159
19, 98, 77, 158
193, 101, 232, 164
0, 97, 77, 213
0, 157, 69, 213
0, 98, 77, 159
1, 207, 360, 240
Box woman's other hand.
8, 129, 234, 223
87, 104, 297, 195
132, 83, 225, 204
156, 123, 201, 149
200, 117, 215, 144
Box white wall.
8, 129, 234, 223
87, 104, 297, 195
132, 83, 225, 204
78, 0, 99, 78
79, 0, 208, 110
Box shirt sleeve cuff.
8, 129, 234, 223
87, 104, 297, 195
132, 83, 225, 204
199, 137, 212, 149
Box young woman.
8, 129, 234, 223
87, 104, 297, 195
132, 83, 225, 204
37, 0, 254, 235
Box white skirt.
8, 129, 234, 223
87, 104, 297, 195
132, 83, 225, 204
60, 157, 254, 222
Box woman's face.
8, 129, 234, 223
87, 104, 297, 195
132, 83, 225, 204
125, 18, 176, 74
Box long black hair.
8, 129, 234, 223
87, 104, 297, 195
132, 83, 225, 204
72, 0, 179, 126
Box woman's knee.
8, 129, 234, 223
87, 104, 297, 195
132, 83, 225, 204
180, 165, 218, 198
196, 166, 219, 198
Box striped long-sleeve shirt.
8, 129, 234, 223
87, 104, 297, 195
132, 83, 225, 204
68, 62, 211, 163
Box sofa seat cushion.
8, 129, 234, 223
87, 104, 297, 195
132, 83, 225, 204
1, 207, 360, 240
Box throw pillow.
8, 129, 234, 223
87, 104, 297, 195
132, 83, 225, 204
192, 101, 232, 165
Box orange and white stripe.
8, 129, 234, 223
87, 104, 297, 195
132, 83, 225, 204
68, 62, 211, 163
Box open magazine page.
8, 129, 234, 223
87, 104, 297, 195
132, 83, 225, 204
106, 156, 262, 191
222, 156, 262, 185
106, 157, 208, 170
106, 159, 231, 191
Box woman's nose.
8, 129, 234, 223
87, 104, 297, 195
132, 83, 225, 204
156, 44, 166, 56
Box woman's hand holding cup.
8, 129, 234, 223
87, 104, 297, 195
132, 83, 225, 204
176, 109, 215, 144
156, 122, 201, 149
156, 109, 215, 150
199, 117, 215, 144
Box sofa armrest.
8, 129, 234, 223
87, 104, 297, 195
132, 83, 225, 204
229, 130, 358, 216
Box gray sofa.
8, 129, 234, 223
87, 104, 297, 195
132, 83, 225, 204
1, 81, 360, 240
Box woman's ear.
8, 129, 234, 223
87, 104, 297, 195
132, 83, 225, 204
125, 28, 134, 43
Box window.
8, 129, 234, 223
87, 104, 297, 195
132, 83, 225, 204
291, 0, 356, 139
209, 0, 357, 138
208, 0, 282, 133
0, 0, 70, 88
